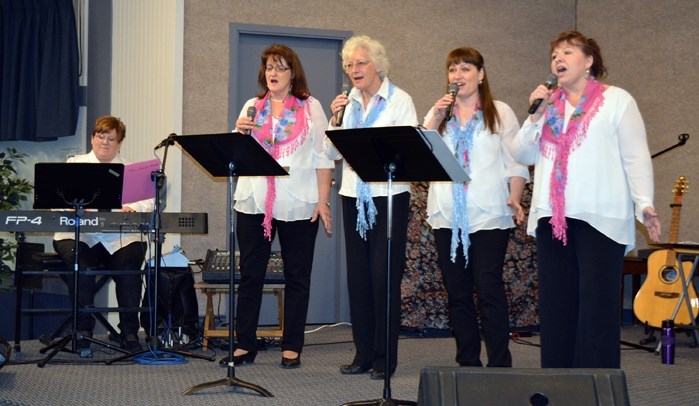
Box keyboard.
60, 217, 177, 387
0, 210, 207, 234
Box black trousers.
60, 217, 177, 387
235, 211, 319, 354
342, 193, 410, 373
53, 239, 146, 335
434, 228, 512, 367
535, 217, 625, 368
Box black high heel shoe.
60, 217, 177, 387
218, 351, 257, 367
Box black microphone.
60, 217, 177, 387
528, 73, 558, 114
335, 82, 351, 127
245, 106, 256, 135
154, 133, 177, 150
446, 83, 459, 119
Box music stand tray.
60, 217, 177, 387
174, 132, 288, 178
176, 132, 286, 398
326, 125, 467, 406
326, 126, 468, 183
33, 163, 125, 210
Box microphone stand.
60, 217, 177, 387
651, 133, 689, 159
621, 133, 690, 352
106, 135, 214, 364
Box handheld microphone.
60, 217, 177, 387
154, 133, 177, 150
446, 83, 459, 119
335, 82, 351, 127
528, 73, 558, 114
245, 106, 256, 135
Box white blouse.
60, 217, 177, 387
509, 86, 654, 253
325, 77, 418, 198
425, 100, 530, 232
233, 96, 334, 221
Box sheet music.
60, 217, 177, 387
122, 159, 159, 204
417, 129, 470, 183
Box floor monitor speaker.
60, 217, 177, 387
417, 366, 629, 406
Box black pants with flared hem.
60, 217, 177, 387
434, 227, 512, 367
535, 217, 625, 369
235, 211, 318, 354
342, 193, 410, 372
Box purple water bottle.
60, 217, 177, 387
661, 319, 675, 365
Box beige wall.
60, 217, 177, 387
181, 0, 699, 259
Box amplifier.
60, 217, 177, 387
200, 249, 284, 284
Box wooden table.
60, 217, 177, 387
194, 281, 284, 351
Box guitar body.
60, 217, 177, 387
633, 249, 699, 328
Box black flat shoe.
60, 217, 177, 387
122, 333, 141, 353
280, 355, 301, 369
340, 363, 371, 375
219, 351, 257, 367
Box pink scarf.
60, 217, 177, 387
540, 78, 605, 244
251, 92, 309, 239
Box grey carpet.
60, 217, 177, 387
0, 324, 696, 405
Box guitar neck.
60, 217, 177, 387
665, 203, 682, 267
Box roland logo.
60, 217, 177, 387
59, 216, 100, 226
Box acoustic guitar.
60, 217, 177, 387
633, 176, 698, 328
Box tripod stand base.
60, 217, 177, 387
342, 398, 416, 406
38, 332, 133, 367
620, 340, 655, 352
182, 375, 274, 397
105, 344, 215, 365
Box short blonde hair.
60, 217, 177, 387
341, 35, 390, 79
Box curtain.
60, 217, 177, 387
401, 173, 540, 330
0, 0, 79, 141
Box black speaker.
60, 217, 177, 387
417, 366, 629, 406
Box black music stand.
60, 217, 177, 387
175, 132, 287, 397
32, 163, 134, 366
326, 126, 468, 406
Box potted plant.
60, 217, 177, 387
0, 148, 34, 286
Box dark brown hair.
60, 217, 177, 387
256, 44, 310, 100
550, 30, 607, 79
92, 115, 126, 142
439, 47, 500, 134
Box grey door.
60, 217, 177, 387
228, 24, 351, 325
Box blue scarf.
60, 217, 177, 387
446, 107, 481, 264
351, 82, 395, 239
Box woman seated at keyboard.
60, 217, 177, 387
53, 115, 154, 354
